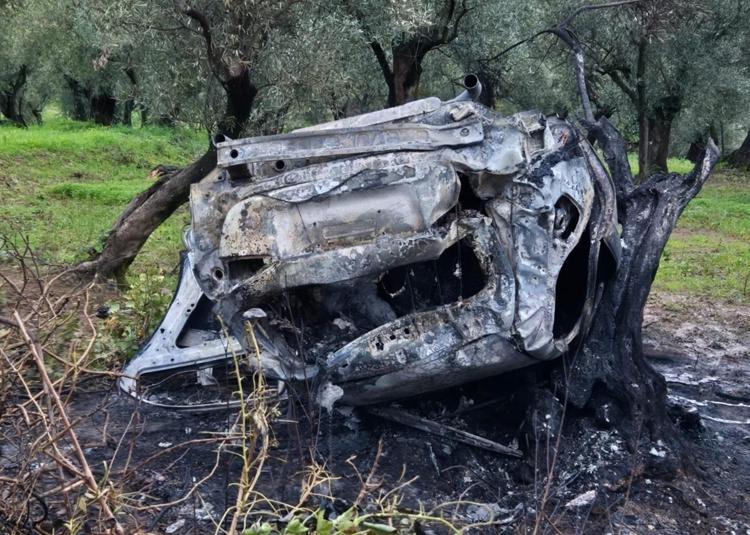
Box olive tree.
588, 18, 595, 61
78, 0, 306, 280
341, 0, 472, 107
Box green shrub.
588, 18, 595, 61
96, 269, 175, 365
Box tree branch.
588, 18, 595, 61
436, 0, 470, 43
370, 39, 394, 85
549, 26, 595, 122
485, 0, 642, 120
341, 0, 394, 84
179, 3, 229, 81
599, 66, 638, 103
558, 0, 642, 29
585, 116, 636, 200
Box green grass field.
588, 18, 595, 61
1, 116, 748, 302
0, 114, 205, 272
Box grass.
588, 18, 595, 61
0, 111, 206, 271
620, 155, 750, 301
1, 115, 748, 302
627, 153, 696, 175
653, 171, 750, 301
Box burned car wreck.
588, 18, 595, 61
120, 76, 621, 410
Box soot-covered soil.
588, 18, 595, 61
2, 292, 749, 534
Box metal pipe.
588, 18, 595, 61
450, 73, 483, 103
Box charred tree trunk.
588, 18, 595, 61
686, 126, 718, 164
523, 5, 722, 473
727, 127, 750, 170
686, 137, 704, 164
566, 117, 719, 464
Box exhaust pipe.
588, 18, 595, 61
451, 73, 483, 103
463, 74, 482, 101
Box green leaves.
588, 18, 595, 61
239, 509, 399, 535
243, 522, 274, 535
95, 267, 175, 367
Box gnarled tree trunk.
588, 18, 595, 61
388, 44, 425, 106
352, 0, 468, 108
122, 67, 138, 126
565, 117, 719, 464
474, 71, 497, 109
727, 127, 750, 170
64, 76, 91, 121
91, 93, 118, 126
645, 95, 682, 174
0, 65, 30, 126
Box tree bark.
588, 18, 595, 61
352, 0, 468, 108
64, 76, 91, 121
646, 117, 671, 174
122, 67, 138, 126
635, 37, 649, 181
474, 71, 497, 109
644, 95, 681, 174
388, 44, 425, 107
566, 117, 720, 464
0, 65, 30, 126
602, 39, 681, 179
122, 99, 135, 126
727, 127, 750, 170
217, 65, 256, 138
90, 93, 118, 126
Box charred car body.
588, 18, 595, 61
120, 76, 620, 409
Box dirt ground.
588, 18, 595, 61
2, 290, 749, 534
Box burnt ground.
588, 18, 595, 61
2, 291, 749, 534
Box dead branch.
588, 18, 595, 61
367, 406, 522, 457
13, 311, 125, 535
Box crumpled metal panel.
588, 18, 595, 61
219, 156, 460, 261
122, 87, 620, 408
216, 118, 483, 167
293, 97, 442, 132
